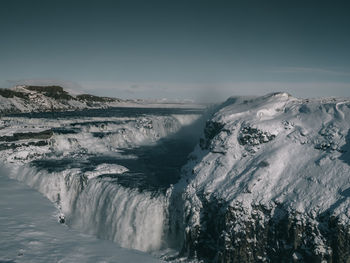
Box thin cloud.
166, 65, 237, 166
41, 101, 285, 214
79, 80, 350, 102
7, 79, 349, 102
129, 84, 140, 89
123, 89, 135, 95
270, 67, 350, 76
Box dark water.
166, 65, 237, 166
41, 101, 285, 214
8, 106, 204, 119
89, 136, 196, 192
31, 136, 197, 192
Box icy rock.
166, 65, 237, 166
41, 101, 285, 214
238, 126, 276, 146
199, 121, 225, 150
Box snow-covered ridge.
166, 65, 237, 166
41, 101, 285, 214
0, 85, 123, 113
172, 92, 350, 262
188, 92, 350, 216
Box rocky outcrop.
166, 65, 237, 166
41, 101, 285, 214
181, 196, 350, 262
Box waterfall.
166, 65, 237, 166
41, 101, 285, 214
71, 179, 167, 251
0, 110, 207, 256
6, 164, 168, 252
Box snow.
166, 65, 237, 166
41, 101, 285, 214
0, 165, 161, 263
181, 92, 350, 223
85, 163, 129, 179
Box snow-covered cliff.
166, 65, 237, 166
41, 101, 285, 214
171, 92, 350, 262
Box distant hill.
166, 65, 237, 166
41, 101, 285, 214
0, 85, 123, 114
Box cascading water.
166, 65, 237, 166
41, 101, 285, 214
7, 165, 168, 252
71, 180, 167, 251
0, 107, 207, 256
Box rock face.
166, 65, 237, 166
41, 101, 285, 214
0, 85, 122, 114
172, 93, 350, 263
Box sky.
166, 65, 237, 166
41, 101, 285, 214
0, 0, 349, 102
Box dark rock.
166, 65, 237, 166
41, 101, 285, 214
238, 126, 276, 146
200, 121, 225, 150
59, 215, 65, 224
179, 195, 350, 263
0, 130, 53, 142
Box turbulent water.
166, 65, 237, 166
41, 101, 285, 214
0, 106, 206, 259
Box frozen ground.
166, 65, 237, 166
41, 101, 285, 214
0, 166, 161, 263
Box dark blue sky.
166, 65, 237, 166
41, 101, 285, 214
1, 0, 349, 101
